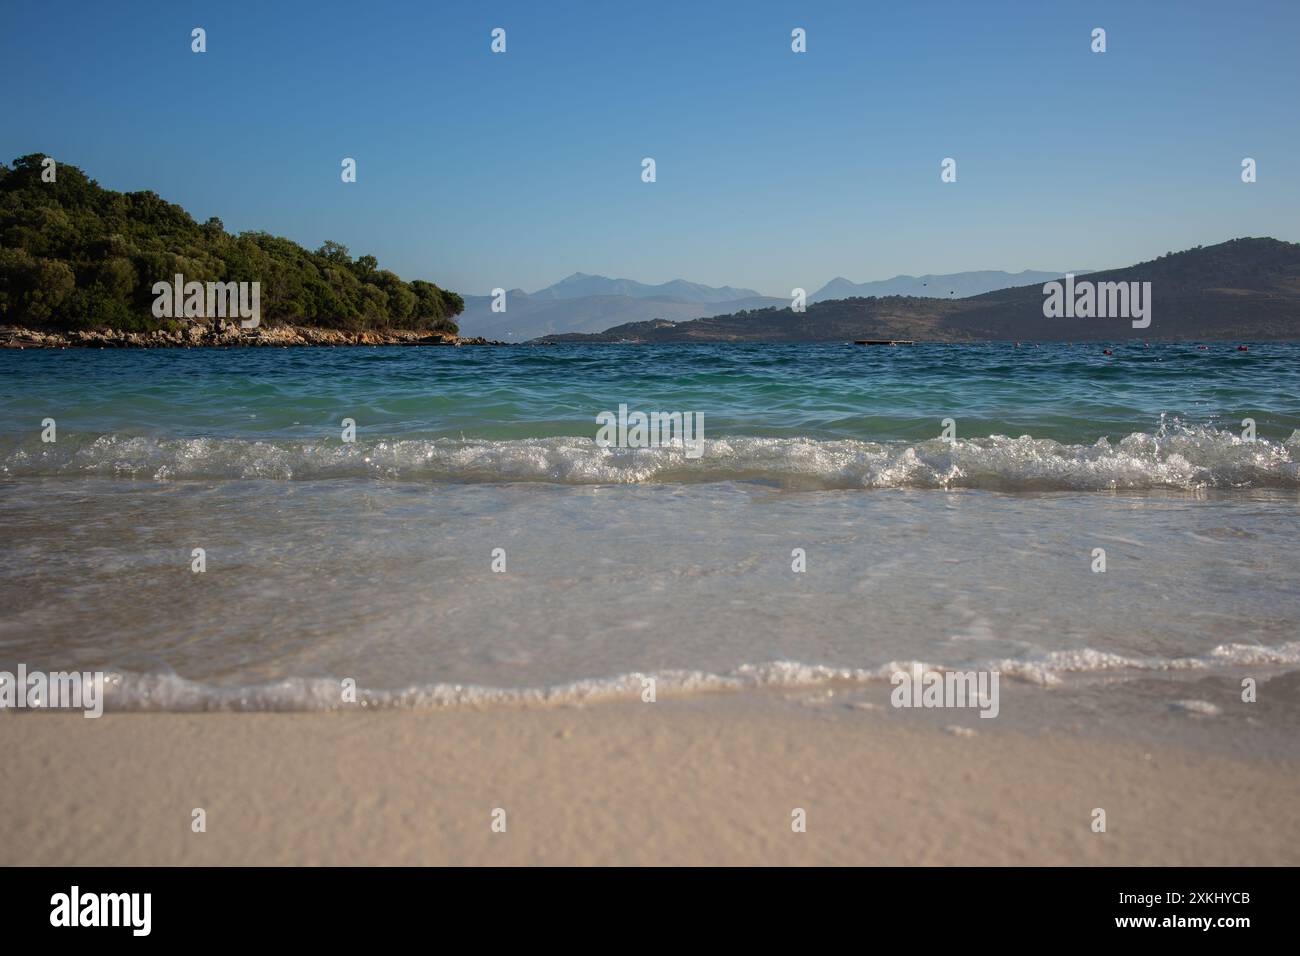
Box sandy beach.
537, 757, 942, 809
5, 0, 1300, 894
4, 675, 1298, 867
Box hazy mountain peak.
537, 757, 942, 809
528, 273, 764, 304
810, 269, 1070, 303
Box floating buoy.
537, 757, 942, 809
1237, 345, 1249, 352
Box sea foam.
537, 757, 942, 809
80, 640, 1300, 712
3, 424, 1298, 491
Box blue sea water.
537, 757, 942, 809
3, 342, 1298, 446
1, 343, 1298, 710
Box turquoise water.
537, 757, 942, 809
3, 343, 1298, 489
1, 343, 1299, 709
3, 342, 1299, 442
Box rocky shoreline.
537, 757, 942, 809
0, 322, 508, 349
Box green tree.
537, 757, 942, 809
0, 156, 461, 334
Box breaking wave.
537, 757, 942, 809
53, 640, 1300, 712
3, 424, 1299, 490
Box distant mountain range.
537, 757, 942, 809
458, 288, 786, 340
529, 273, 764, 303
532, 239, 1300, 344
457, 273, 786, 339
458, 269, 1073, 340
810, 270, 1070, 303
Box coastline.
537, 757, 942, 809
4, 677, 1298, 866
4, 345, 1299, 867
0, 323, 509, 349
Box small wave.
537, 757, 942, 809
3, 424, 1299, 490
71, 640, 1300, 712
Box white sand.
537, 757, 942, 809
3, 689, 1297, 866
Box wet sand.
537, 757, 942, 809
3, 676, 1298, 866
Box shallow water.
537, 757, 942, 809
1, 344, 1297, 710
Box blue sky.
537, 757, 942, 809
3, 0, 1298, 297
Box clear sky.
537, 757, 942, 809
3, 0, 1298, 297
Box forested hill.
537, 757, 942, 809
535, 238, 1300, 343
0, 154, 463, 333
